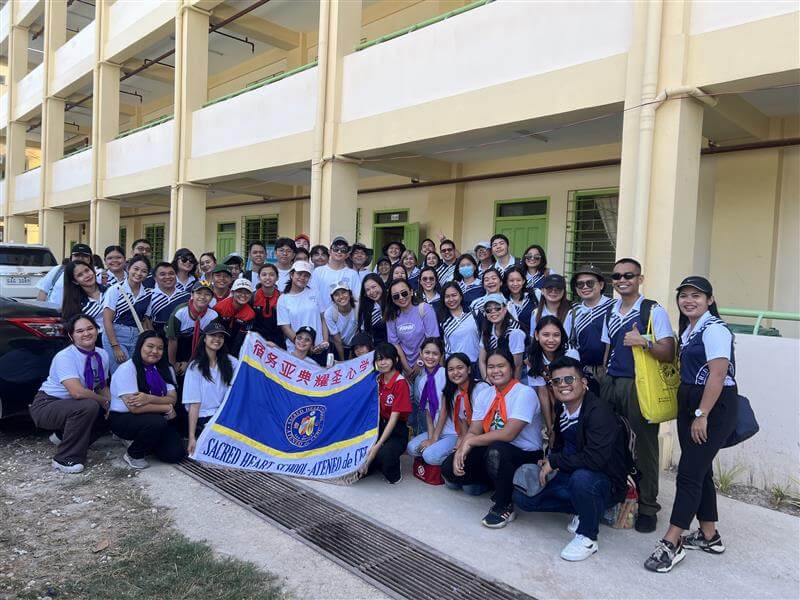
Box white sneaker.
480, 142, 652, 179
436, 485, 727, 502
567, 515, 580, 534
52, 458, 84, 474
123, 453, 149, 470
560, 534, 598, 562
49, 432, 62, 446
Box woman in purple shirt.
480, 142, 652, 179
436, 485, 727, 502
385, 279, 440, 383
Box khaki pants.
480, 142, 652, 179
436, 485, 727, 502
29, 391, 105, 464
600, 375, 661, 517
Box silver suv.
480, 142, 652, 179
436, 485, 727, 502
0, 244, 58, 299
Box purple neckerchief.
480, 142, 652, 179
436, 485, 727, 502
144, 365, 168, 397
75, 346, 106, 391
419, 365, 441, 418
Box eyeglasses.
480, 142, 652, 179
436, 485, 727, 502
421, 277, 436, 282
331, 245, 350, 253
179, 256, 194, 263
484, 305, 502, 314
391, 290, 410, 301
441, 247, 454, 253
611, 272, 639, 281
549, 375, 578, 386
524, 254, 541, 261
575, 280, 596, 289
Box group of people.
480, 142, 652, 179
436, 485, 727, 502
32, 231, 739, 571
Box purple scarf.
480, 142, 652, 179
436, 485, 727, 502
419, 365, 441, 418
144, 365, 168, 397
75, 346, 106, 392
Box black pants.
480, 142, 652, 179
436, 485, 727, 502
367, 418, 408, 483
109, 411, 185, 463
670, 384, 738, 530
441, 441, 543, 509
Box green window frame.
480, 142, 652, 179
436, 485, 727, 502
241, 215, 279, 255
143, 223, 166, 262
118, 227, 127, 250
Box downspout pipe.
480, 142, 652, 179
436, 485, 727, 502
309, 0, 331, 244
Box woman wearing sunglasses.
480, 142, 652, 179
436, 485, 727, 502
415, 266, 442, 314
522, 244, 556, 291
171, 249, 198, 293
385, 279, 439, 382
478, 293, 526, 381
569, 265, 612, 380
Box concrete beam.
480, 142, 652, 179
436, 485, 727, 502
211, 5, 300, 50
122, 59, 175, 85
359, 155, 454, 181
711, 95, 770, 140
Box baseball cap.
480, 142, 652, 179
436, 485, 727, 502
295, 233, 310, 244
676, 276, 713, 294
329, 280, 351, 296
291, 260, 313, 274
295, 325, 317, 339
202, 320, 229, 336
483, 293, 507, 307
474, 240, 491, 252
231, 278, 254, 293
191, 281, 213, 294
212, 264, 232, 276
223, 252, 243, 266
541, 274, 566, 290
331, 236, 350, 250
571, 264, 605, 289
71, 243, 93, 257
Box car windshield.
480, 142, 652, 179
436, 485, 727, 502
0, 248, 58, 267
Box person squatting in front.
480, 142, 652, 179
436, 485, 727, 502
514, 356, 631, 561
441, 348, 543, 528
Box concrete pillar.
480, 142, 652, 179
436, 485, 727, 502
4, 215, 27, 243
310, 0, 362, 245
39, 208, 64, 260
3, 19, 29, 229
425, 164, 465, 248
170, 2, 210, 254
94, 198, 120, 253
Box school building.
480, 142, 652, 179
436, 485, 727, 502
0, 0, 798, 326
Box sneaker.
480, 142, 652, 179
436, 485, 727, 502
123, 453, 149, 470
386, 472, 402, 485
644, 539, 686, 573
567, 515, 580, 534
52, 458, 84, 474
682, 528, 725, 554
49, 432, 62, 446
560, 534, 598, 561
635, 513, 658, 533
481, 504, 516, 529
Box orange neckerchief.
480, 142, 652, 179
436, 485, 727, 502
453, 384, 472, 432
481, 379, 518, 433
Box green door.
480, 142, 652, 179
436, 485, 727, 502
403, 222, 420, 257
216, 222, 236, 259
494, 198, 549, 257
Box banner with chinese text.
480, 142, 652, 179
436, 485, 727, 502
192, 332, 378, 479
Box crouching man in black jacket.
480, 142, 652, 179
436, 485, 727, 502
514, 356, 630, 562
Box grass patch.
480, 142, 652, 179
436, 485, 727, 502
60, 526, 284, 600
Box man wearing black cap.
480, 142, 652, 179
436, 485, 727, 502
310, 236, 360, 312
223, 253, 244, 280
382, 240, 405, 266
209, 264, 233, 308
569, 265, 613, 377
37, 243, 94, 305
600, 257, 675, 534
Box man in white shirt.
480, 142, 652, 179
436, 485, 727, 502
272, 237, 297, 290
490, 234, 517, 276
310, 236, 360, 312
37, 243, 94, 305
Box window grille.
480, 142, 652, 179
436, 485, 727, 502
564, 190, 618, 298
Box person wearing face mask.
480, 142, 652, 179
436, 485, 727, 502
600, 258, 675, 534
102, 255, 153, 374
569, 265, 612, 379
514, 356, 631, 562
146, 262, 190, 334
453, 254, 484, 310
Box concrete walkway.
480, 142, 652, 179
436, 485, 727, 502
142, 457, 799, 599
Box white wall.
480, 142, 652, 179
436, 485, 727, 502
191, 67, 317, 158
14, 64, 43, 119
0, 3, 9, 45
0, 93, 6, 129
772, 147, 800, 338
690, 0, 798, 35
341, 0, 634, 122
106, 120, 174, 180
52, 21, 96, 95
14, 168, 41, 213
51, 150, 92, 193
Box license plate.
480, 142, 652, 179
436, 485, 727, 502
7, 276, 31, 285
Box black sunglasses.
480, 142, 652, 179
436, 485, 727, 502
575, 280, 596, 289
391, 290, 410, 301
549, 375, 578, 386
611, 272, 639, 281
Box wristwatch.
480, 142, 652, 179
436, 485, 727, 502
694, 409, 706, 418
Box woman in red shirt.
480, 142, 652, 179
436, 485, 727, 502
358, 343, 412, 483
251, 264, 285, 348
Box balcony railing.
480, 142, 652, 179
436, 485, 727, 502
719, 308, 800, 336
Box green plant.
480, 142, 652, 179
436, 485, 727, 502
713, 459, 744, 494
770, 479, 800, 509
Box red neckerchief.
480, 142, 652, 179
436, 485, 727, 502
188, 299, 208, 356
453, 383, 472, 431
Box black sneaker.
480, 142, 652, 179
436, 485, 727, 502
682, 528, 725, 554
481, 504, 516, 529
635, 513, 658, 533
644, 539, 686, 573
51, 458, 84, 474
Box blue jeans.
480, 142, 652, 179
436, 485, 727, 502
407, 433, 458, 465
103, 323, 139, 375
513, 469, 615, 540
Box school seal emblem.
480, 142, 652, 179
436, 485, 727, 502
285, 405, 326, 448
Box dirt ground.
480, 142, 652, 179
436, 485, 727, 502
0, 418, 282, 600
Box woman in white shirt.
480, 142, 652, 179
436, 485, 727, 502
277, 260, 329, 354
30, 315, 110, 474
478, 293, 527, 380
108, 330, 184, 469
439, 282, 480, 366
184, 321, 239, 455
323, 281, 358, 360
61, 260, 107, 337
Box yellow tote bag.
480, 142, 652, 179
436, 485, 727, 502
632, 313, 679, 423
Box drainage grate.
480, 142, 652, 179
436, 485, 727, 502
177, 460, 535, 600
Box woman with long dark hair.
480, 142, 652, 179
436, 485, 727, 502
184, 321, 238, 455
439, 282, 480, 365
385, 278, 440, 382
62, 261, 106, 337
197, 252, 217, 284
108, 330, 184, 469
171, 248, 198, 292
478, 294, 526, 380
645, 277, 738, 573
530, 274, 573, 335
503, 265, 538, 336
357, 274, 388, 345
101, 245, 127, 287
30, 315, 110, 473
523, 244, 556, 291
415, 265, 442, 313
